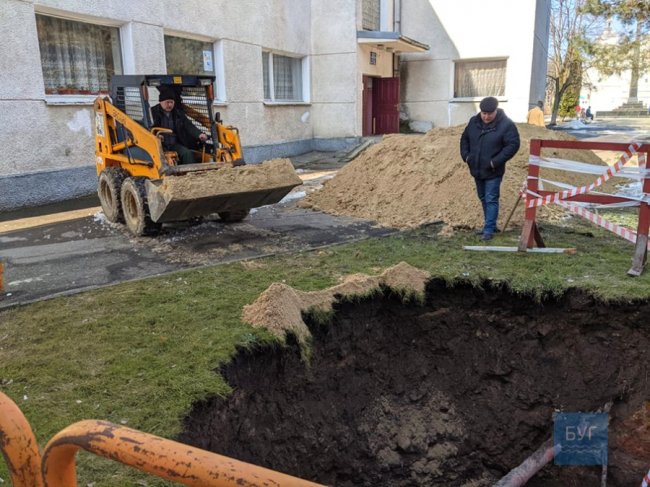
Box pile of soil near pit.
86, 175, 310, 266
241, 261, 430, 345
300, 124, 616, 230
179, 280, 650, 486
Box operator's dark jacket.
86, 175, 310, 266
151, 104, 203, 150
460, 109, 520, 180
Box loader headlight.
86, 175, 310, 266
200, 79, 213, 86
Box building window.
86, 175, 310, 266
454, 59, 506, 98
263, 52, 305, 102
362, 0, 381, 31
36, 14, 122, 95
164, 35, 215, 76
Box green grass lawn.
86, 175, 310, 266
1, 221, 649, 485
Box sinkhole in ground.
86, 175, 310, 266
179, 280, 650, 486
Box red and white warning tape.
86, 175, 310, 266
558, 202, 650, 249
641, 468, 650, 487
526, 142, 641, 208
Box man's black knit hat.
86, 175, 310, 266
158, 86, 176, 102
479, 96, 498, 112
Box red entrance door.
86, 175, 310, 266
372, 77, 400, 134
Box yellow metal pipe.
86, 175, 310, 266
0, 392, 44, 487
42, 420, 326, 487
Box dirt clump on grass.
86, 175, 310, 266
300, 124, 613, 230
241, 261, 430, 344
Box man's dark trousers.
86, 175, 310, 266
474, 176, 502, 235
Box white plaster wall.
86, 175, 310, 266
1, 1, 45, 99
399, 0, 541, 127
121, 22, 166, 74
0, 0, 97, 176
1, 0, 315, 183
0, 102, 95, 175
311, 0, 359, 138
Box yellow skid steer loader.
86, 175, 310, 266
93, 74, 302, 236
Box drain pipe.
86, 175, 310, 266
493, 438, 558, 487
394, 0, 401, 32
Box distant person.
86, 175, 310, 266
527, 101, 545, 127
585, 106, 594, 121
575, 104, 582, 120
151, 86, 208, 164
460, 96, 521, 241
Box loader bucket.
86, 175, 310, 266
145, 158, 303, 223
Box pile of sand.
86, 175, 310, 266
160, 158, 302, 198
300, 124, 615, 230
241, 262, 430, 344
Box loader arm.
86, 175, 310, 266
94, 97, 168, 180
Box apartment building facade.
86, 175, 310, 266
0, 0, 549, 210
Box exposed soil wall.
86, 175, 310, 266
179, 282, 650, 486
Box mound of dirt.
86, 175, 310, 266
241, 262, 430, 344
300, 124, 614, 230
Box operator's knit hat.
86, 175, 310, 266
479, 96, 498, 112
158, 86, 176, 102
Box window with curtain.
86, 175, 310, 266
454, 59, 507, 98
36, 14, 122, 95
164, 35, 215, 76
262, 52, 304, 102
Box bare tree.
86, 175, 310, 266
547, 0, 601, 125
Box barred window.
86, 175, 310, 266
262, 52, 304, 102
164, 35, 215, 76
36, 14, 122, 95
454, 59, 506, 98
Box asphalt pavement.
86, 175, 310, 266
0, 149, 392, 309
1, 119, 648, 309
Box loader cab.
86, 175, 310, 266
109, 74, 219, 162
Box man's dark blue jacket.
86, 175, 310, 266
460, 109, 520, 180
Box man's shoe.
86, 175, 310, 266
481, 233, 493, 241
476, 228, 500, 235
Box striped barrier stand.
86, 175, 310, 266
519, 139, 650, 276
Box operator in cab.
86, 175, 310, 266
152, 86, 208, 164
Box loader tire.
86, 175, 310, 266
98, 168, 127, 223
120, 177, 162, 237
218, 209, 250, 223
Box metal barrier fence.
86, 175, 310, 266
519, 139, 650, 276
0, 392, 324, 487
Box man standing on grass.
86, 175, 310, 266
460, 96, 520, 241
